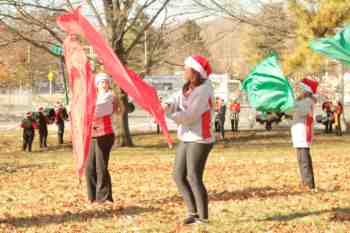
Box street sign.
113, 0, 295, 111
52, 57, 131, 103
48, 71, 54, 81
50, 44, 63, 56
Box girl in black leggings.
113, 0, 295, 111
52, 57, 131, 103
164, 55, 215, 224
85, 71, 119, 204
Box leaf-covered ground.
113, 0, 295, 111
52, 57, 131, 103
0, 129, 350, 232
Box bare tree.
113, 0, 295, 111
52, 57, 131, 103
97, 0, 173, 146
191, 0, 292, 37
0, 0, 177, 147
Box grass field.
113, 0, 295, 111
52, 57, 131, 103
0, 129, 350, 233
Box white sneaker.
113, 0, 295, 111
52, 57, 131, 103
194, 218, 209, 224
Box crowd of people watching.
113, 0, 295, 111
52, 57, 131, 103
20, 101, 69, 152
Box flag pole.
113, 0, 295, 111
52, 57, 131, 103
60, 56, 69, 105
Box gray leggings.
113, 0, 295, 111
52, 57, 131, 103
174, 142, 213, 219
296, 148, 315, 189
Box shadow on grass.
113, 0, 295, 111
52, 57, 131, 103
331, 208, 350, 222
261, 207, 350, 222
3, 144, 74, 155
132, 142, 173, 149
209, 187, 303, 202
147, 187, 305, 206
0, 205, 161, 228
239, 133, 287, 141
46, 143, 73, 151
148, 186, 341, 207
0, 163, 46, 174
262, 210, 330, 221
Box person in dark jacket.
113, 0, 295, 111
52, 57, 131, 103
36, 106, 49, 148
215, 98, 226, 139
334, 100, 343, 136
322, 99, 334, 133
229, 100, 240, 132
20, 112, 37, 152
54, 102, 68, 144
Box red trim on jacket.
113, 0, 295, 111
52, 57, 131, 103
201, 97, 212, 139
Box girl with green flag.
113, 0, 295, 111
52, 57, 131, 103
242, 53, 318, 191
291, 78, 318, 191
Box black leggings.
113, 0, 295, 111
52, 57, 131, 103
85, 133, 115, 202
23, 131, 34, 152
39, 127, 48, 148
57, 122, 64, 144
174, 142, 213, 220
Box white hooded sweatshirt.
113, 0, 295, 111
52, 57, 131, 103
165, 80, 215, 144
291, 96, 315, 148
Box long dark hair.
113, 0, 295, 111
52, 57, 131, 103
182, 69, 205, 94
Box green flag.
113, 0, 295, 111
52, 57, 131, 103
310, 25, 350, 66
242, 53, 295, 112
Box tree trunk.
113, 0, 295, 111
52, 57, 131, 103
116, 88, 134, 147
113, 44, 134, 147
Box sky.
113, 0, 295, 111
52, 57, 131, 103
4, 0, 271, 30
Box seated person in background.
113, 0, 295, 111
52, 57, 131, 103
256, 112, 286, 131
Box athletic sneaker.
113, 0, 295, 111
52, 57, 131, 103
194, 218, 209, 225
183, 214, 199, 225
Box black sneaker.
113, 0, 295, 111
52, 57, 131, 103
183, 214, 199, 225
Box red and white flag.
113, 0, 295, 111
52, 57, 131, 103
57, 8, 173, 175
61, 35, 96, 176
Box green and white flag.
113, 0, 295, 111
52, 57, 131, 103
242, 53, 295, 112
310, 25, 350, 66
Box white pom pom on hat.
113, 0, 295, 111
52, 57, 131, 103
299, 78, 318, 94
184, 55, 212, 79
95, 73, 112, 86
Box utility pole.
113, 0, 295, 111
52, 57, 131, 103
338, 61, 347, 132
27, 44, 33, 88
27, 44, 33, 107
144, 30, 148, 67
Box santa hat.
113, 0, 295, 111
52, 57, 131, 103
184, 55, 212, 79
299, 78, 318, 94
37, 106, 44, 112
95, 73, 111, 86
26, 111, 32, 117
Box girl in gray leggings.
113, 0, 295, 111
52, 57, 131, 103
174, 142, 213, 224
164, 55, 215, 224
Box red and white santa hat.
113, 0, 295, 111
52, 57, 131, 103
299, 78, 318, 94
184, 55, 212, 79
26, 111, 32, 117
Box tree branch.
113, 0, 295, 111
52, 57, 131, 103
0, 19, 59, 57
0, 0, 66, 12
85, 0, 107, 33
125, 0, 171, 55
